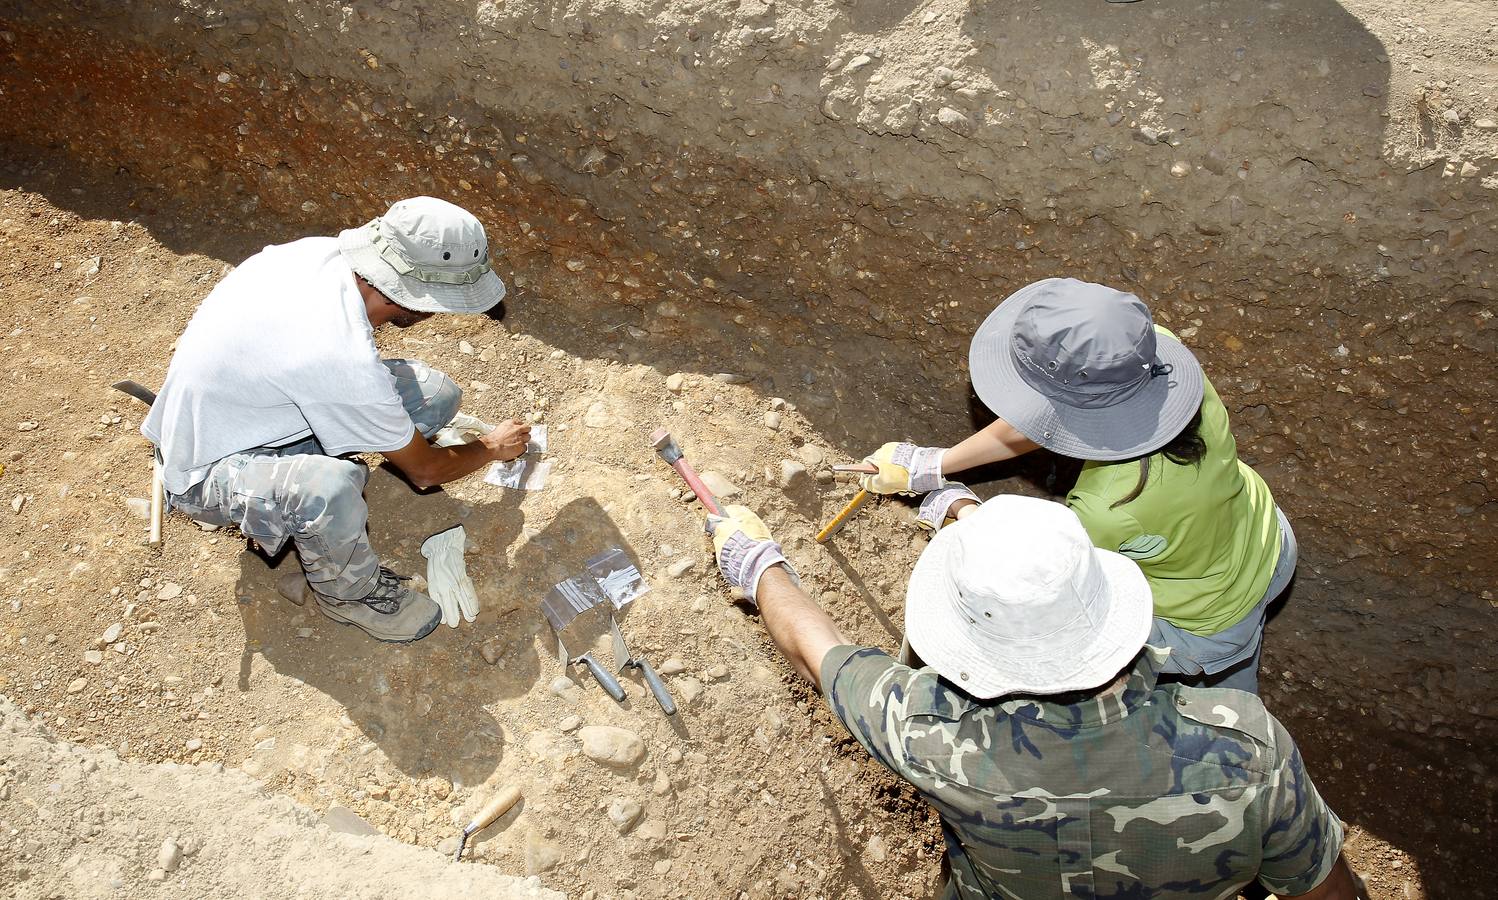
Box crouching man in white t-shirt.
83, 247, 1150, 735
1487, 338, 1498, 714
142, 197, 528, 643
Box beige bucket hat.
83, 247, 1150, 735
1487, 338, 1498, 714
904, 495, 1152, 699
339, 196, 506, 315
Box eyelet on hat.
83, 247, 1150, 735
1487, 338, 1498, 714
960, 672, 969, 681
442, 251, 451, 260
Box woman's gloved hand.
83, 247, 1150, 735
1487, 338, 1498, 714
858, 442, 947, 496
916, 482, 980, 533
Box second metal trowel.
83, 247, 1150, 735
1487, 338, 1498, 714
611, 618, 677, 716
542, 577, 626, 702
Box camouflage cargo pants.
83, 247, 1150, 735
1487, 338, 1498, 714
167, 359, 461, 601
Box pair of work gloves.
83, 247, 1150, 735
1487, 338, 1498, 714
858, 441, 980, 533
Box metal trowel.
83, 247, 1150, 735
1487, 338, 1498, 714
541, 577, 626, 702
610, 618, 676, 716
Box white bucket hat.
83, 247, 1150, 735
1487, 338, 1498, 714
904, 495, 1152, 700
338, 196, 506, 315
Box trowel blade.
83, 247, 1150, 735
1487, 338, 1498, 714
609, 618, 631, 673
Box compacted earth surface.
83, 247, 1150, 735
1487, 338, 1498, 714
3, 152, 1489, 899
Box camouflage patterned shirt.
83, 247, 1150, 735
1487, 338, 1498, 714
822, 645, 1343, 899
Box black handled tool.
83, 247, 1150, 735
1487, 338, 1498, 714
626, 656, 676, 716
612, 619, 676, 716
576, 651, 626, 701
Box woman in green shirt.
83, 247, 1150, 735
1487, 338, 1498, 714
862, 277, 1294, 694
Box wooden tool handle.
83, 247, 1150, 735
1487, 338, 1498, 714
815, 489, 870, 543
149, 459, 164, 547
465, 784, 523, 833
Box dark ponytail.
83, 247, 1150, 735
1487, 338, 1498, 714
1110, 405, 1206, 509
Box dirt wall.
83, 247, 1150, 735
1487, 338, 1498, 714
1, 0, 1494, 848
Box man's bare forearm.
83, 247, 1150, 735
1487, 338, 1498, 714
755, 566, 850, 691
423, 440, 500, 487
381, 429, 496, 489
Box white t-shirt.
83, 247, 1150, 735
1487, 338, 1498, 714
143, 237, 415, 494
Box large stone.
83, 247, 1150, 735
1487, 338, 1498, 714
578, 725, 645, 768
698, 471, 740, 500
606, 797, 643, 834
320, 806, 379, 837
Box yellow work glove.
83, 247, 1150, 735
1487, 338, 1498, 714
706, 505, 795, 606
858, 442, 947, 496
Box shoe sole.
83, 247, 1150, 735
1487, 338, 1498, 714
314, 602, 442, 644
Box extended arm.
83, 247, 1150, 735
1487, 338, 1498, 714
708, 505, 849, 690
380, 419, 529, 489
940, 417, 1040, 475
858, 419, 1040, 496
755, 566, 850, 690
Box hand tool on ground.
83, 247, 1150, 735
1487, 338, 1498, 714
649, 427, 721, 516
542, 578, 627, 702
454, 784, 522, 861
110, 379, 158, 407
111, 380, 164, 546
610, 618, 676, 716
815, 489, 872, 543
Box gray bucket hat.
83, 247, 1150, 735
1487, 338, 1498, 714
969, 278, 1203, 461
338, 196, 506, 315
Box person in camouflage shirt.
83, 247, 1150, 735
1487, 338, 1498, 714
707, 494, 1363, 899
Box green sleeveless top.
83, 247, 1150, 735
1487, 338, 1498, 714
1066, 355, 1281, 635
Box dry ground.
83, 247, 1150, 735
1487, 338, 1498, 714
0, 155, 1460, 899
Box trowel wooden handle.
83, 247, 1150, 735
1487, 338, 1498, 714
149, 459, 164, 547
465, 785, 522, 834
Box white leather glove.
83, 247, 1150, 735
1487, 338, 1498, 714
431, 412, 494, 448
420, 525, 479, 627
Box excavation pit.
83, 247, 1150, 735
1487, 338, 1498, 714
1, 2, 1494, 897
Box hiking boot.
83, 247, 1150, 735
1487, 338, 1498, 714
314, 566, 441, 644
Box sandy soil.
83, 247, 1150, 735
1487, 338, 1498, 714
0, 698, 561, 899
2, 153, 1480, 899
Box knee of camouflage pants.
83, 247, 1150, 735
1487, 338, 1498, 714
382, 358, 462, 438
285, 456, 381, 601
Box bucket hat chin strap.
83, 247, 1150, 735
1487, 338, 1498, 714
368, 220, 493, 286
